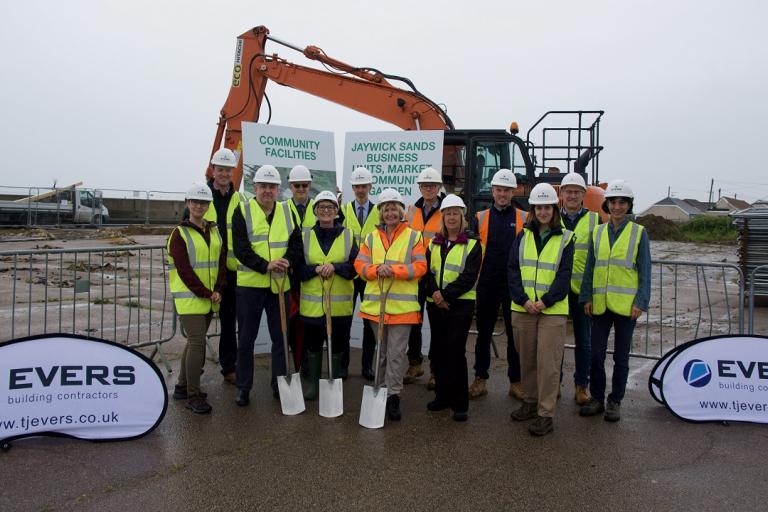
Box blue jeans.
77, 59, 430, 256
235, 286, 288, 393
570, 292, 592, 386
589, 310, 635, 405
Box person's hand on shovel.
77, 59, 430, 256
315, 263, 335, 278
267, 258, 290, 273
377, 264, 394, 278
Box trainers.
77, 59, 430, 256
403, 363, 424, 384
508, 381, 525, 401
386, 395, 402, 421
510, 401, 538, 421
574, 385, 590, 406
528, 416, 554, 436
172, 385, 207, 400
579, 397, 605, 417
185, 395, 212, 414
426, 374, 436, 391
604, 399, 621, 422
223, 372, 237, 385
468, 377, 488, 399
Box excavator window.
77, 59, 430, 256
472, 141, 526, 195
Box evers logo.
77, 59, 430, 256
683, 360, 712, 387
9, 366, 135, 389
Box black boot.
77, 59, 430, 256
386, 394, 401, 421
235, 389, 250, 407
331, 353, 343, 381
303, 351, 323, 401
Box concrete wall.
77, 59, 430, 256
103, 198, 185, 224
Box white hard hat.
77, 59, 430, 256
560, 172, 587, 191
440, 194, 466, 212
288, 164, 312, 183
377, 188, 405, 209
313, 190, 339, 210
210, 148, 238, 168
185, 183, 213, 201
253, 164, 282, 185
604, 179, 634, 199
490, 168, 517, 188
350, 166, 373, 185
416, 167, 442, 184
528, 183, 559, 205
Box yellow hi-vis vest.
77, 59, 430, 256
561, 210, 599, 294
426, 239, 478, 302
167, 224, 222, 314
342, 201, 380, 248
591, 221, 643, 317
203, 191, 241, 272
511, 228, 574, 315
300, 227, 355, 318
360, 228, 423, 317
288, 198, 316, 229
236, 199, 294, 292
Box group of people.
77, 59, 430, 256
168, 147, 651, 435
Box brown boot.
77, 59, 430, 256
574, 384, 590, 406
426, 374, 436, 391
468, 377, 488, 399
508, 381, 525, 401
403, 363, 424, 384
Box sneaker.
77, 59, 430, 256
427, 400, 450, 412
426, 374, 436, 391
574, 385, 590, 406
185, 395, 212, 414
223, 372, 237, 385
386, 395, 402, 421
172, 385, 207, 400
403, 363, 424, 384
468, 377, 488, 399
579, 398, 605, 417
604, 399, 621, 422
510, 401, 538, 421
452, 410, 468, 422
528, 416, 554, 436
508, 381, 525, 401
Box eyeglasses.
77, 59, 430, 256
316, 205, 337, 212
292, 183, 310, 189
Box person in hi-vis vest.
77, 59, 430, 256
167, 184, 227, 415
508, 183, 574, 437
297, 191, 358, 400
354, 188, 427, 423
579, 180, 650, 423
230, 165, 303, 407
339, 167, 379, 380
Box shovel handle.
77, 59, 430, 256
322, 275, 334, 379
372, 276, 393, 389
272, 272, 294, 375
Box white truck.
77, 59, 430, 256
0, 185, 109, 226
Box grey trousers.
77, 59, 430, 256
178, 313, 212, 396
375, 323, 412, 396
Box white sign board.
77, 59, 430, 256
1, 334, 167, 443
241, 123, 336, 201
342, 130, 444, 207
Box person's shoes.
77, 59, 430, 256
427, 400, 450, 412
235, 389, 250, 407
426, 374, 436, 390
339, 366, 349, 380
510, 401, 538, 421
528, 416, 554, 436
172, 385, 206, 400
185, 395, 212, 414
303, 351, 323, 401
403, 363, 424, 384
362, 367, 375, 381
223, 372, 237, 385
386, 395, 401, 421
579, 397, 605, 417
452, 410, 468, 422
468, 377, 488, 399
508, 381, 525, 400
272, 388, 279, 400
604, 399, 621, 422
574, 384, 590, 406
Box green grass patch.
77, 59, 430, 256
92, 297, 113, 305
679, 216, 738, 243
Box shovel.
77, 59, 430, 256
319, 275, 343, 418
274, 272, 305, 416
359, 276, 393, 429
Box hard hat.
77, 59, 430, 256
252, 164, 282, 185
528, 183, 559, 205
440, 194, 466, 212
288, 164, 312, 183
604, 179, 634, 199
185, 183, 213, 201
210, 148, 238, 168
490, 168, 517, 188
416, 167, 442, 184
377, 188, 405, 209
313, 190, 339, 210
350, 166, 373, 185
560, 172, 587, 191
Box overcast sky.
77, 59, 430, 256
1, 0, 766, 210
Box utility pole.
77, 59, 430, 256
708, 178, 714, 209
667, 186, 671, 198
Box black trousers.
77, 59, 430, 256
427, 301, 472, 413
474, 281, 520, 382
407, 288, 427, 365
218, 270, 238, 375
304, 317, 351, 354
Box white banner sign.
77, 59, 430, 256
342, 130, 444, 206
1, 334, 167, 443
652, 335, 768, 424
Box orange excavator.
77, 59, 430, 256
207, 25, 605, 214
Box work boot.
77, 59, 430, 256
303, 351, 323, 401
468, 377, 488, 399
574, 384, 590, 406
426, 374, 436, 391
452, 410, 469, 422
528, 416, 554, 436
172, 385, 206, 400
604, 399, 621, 422
362, 367, 375, 381
386, 394, 402, 421
579, 398, 605, 417
427, 400, 450, 412
331, 353, 343, 381
223, 372, 237, 385
185, 395, 212, 414
511, 401, 538, 421
235, 389, 250, 407
403, 363, 424, 384
508, 381, 525, 401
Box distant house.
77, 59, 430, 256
715, 196, 751, 211
639, 197, 706, 222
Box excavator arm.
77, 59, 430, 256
207, 26, 453, 188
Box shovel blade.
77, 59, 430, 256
319, 378, 344, 418
359, 385, 387, 429
277, 373, 305, 416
